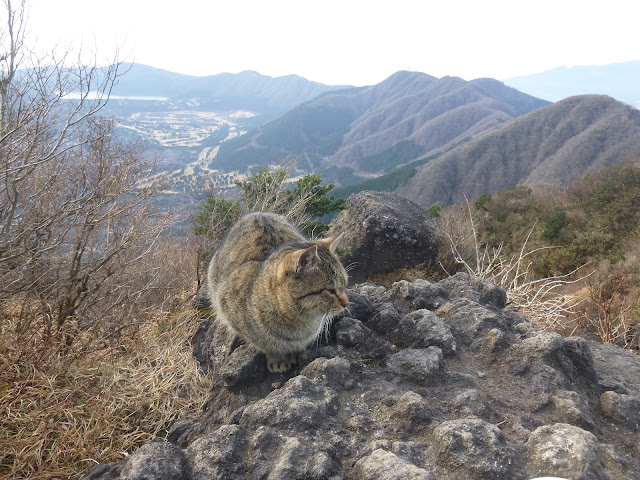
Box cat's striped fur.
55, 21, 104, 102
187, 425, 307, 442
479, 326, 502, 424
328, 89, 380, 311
206, 212, 349, 372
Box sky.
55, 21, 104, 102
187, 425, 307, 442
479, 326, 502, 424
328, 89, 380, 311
20, 0, 640, 87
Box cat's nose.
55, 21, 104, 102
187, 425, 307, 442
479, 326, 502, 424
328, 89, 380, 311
337, 292, 349, 308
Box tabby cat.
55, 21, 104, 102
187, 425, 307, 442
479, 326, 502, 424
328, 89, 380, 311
206, 212, 349, 372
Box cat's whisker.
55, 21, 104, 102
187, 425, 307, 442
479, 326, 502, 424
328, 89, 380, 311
345, 262, 359, 273
207, 212, 348, 373
316, 312, 334, 346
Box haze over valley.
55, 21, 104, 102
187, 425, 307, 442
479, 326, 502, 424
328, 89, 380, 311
103, 61, 640, 211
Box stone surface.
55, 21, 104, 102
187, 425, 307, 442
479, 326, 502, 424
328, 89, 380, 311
553, 390, 595, 430
84, 276, 640, 480
353, 449, 436, 480
120, 440, 190, 480
385, 347, 443, 383
385, 279, 449, 312
433, 418, 516, 479
526, 423, 606, 480
600, 391, 640, 430
239, 376, 340, 430
329, 191, 439, 283
439, 272, 507, 308
398, 309, 456, 354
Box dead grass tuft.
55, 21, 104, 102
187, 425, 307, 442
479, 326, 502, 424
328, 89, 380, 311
441, 200, 591, 331
0, 306, 212, 479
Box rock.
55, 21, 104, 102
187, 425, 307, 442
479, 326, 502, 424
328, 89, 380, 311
341, 288, 375, 321
220, 344, 267, 387
398, 309, 456, 355
439, 272, 507, 308
450, 389, 490, 420
385, 347, 443, 383
353, 449, 436, 480
443, 299, 512, 341
335, 317, 396, 359
553, 390, 595, 430
600, 391, 640, 430
301, 357, 356, 390
187, 425, 247, 479
267, 436, 339, 480
385, 279, 449, 312
526, 423, 606, 480
433, 418, 516, 479
558, 337, 598, 386
472, 328, 511, 354
590, 341, 640, 396
390, 391, 433, 427
239, 376, 340, 430
82, 464, 122, 480
367, 302, 401, 335
167, 420, 196, 448
519, 331, 566, 357
120, 440, 190, 480
329, 191, 439, 284
86, 272, 640, 480
191, 318, 216, 372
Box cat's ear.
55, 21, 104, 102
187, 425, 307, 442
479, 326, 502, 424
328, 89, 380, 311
295, 245, 319, 271
277, 245, 319, 280
316, 233, 343, 253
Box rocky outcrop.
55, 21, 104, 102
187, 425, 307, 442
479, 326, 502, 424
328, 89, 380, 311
329, 191, 439, 284
85, 273, 640, 480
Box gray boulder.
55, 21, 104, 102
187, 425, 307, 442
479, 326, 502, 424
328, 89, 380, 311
526, 423, 606, 480
433, 418, 516, 479
84, 275, 640, 480
121, 441, 190, 480
353, 449, 436, 480
329, 191, 439, 284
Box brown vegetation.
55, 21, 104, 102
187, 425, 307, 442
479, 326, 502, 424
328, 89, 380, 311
0, 2, 210, 477
434, 163, 640, 350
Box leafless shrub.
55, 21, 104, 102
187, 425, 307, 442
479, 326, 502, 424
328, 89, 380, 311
441, 199, 591, 329
0, 2, 209, 477
576, 272, 638, 348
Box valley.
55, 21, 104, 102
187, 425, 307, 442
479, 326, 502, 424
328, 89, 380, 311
98, 65, 640, 215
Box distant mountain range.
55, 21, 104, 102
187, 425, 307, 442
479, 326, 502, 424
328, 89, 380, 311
93, 63, 640, 211
213, 71, 548, 183
393, 94, 640, 206
504, 61, 640, 107
109, 63, 346, 116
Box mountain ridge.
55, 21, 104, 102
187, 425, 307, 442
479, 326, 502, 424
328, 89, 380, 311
213, 71, 549, 177
108, 63, 348, 115
397, 94, 640, 206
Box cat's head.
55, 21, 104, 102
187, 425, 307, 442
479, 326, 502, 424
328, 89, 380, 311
277, 236, 349, 315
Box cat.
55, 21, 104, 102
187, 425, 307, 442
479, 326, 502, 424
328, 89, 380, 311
206, 212, 349, 373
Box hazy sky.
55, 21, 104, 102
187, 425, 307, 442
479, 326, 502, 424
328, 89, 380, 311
23, 0, 640, 86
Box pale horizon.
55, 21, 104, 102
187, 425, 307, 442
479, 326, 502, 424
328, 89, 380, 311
21, 0, 640, 87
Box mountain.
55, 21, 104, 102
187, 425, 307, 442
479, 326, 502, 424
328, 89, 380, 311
397, 95, 640, 207
108, 63, 346, 116
504, 61, 640, 108
213, 71, 549, 180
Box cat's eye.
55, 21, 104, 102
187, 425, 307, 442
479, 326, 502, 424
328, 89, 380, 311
327, 288, 337, 295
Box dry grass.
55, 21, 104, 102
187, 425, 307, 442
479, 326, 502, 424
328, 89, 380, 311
0, 306, 212, 479
441, 200, 591, 330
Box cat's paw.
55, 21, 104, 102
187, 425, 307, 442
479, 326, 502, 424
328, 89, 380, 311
266, 353, 297, 373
